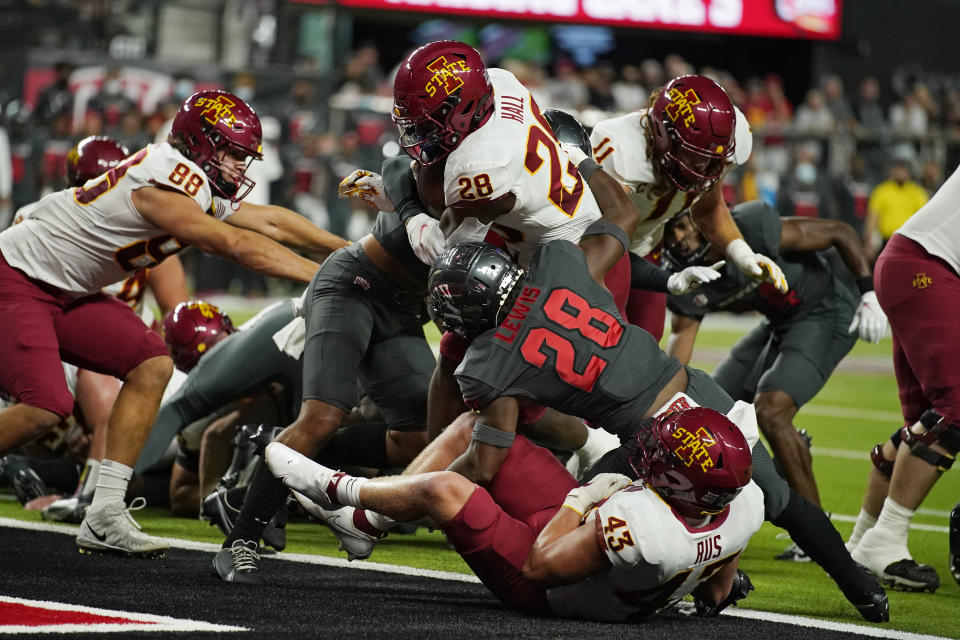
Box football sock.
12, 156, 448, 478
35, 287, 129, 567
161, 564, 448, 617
358, 508, 396, 533
332, 473, 369, 507
847, 508, 878, 547
91, 459, 132, 507
224, 462, 288, 548
874, 497, 915, 548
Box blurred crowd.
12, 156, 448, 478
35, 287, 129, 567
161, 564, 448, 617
1, 43, 957, 293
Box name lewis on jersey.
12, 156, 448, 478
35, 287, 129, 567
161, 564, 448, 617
425, 56, 469, 98
493, 286, 541, 345
195, 95, 237, 126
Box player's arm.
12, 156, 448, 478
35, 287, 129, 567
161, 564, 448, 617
666, 312, 702, 365
146, 255, 189, 318
578, 166, 643, 285
779, 217, 873, 282
447, 192, 516, 224
427, 354, 468, 442
693, 187, 787, 292
132, 186, 320, 284
691, 553, 754, 617
446, 396, 519, 485
224, 201, 349, 259
522, 508, 610, 586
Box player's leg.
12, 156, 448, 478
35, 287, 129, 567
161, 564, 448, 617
852, 235, 960, 591
57, 292, 173, 557
135, 300, 298, 472
214, 257, 374, 582
0, 268, 74, 453
625, 282, 667, 343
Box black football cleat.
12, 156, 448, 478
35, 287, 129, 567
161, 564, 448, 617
880, 559, 939, 593
201, 487, 285, 551
211, 540, 264, 585
839, 563, 890, 623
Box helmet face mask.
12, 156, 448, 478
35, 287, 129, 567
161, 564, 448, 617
650, 75, 737, 193
393, 41, 494, 166
631, 407, 752, 519
428, 243, 524, 341
168, 90, 263, 203
161, 300, 236, 372
662, 212, 712, 271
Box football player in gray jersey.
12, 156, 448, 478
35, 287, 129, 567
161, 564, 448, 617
663, 201, 884, 523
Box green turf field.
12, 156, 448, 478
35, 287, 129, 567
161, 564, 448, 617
3, 319, 958, 637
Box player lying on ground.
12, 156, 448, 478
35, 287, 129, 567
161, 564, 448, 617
266, 407, 763, 621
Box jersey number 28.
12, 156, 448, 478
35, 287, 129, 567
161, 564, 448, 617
520, 288, 622, 392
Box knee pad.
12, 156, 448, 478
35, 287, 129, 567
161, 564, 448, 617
870, 443, 895, 479
900, 410, 960, 472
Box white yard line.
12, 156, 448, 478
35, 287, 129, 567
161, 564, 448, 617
0, 517, 950, 640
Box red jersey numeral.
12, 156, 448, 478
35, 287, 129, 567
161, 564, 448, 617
73, 148, 149, 205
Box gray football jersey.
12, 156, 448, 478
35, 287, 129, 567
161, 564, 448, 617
456, 241, 682, 439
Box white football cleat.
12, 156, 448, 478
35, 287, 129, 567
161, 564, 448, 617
76, 498, 168, 558
264, 442, 343, 508
292, 492, 382, 561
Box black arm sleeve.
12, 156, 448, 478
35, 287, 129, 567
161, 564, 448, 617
629, 252, 671, 293
382, 155, 425, 225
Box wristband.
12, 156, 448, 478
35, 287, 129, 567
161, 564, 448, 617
472, 421, 516, 448
582, 220, 630, 255
578, 158, 602, 181
856, 275, 874, 294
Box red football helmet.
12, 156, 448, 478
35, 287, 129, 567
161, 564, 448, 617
168, 90, 263, 203
162, 300, 236, 372
392, 40, 494, 165
649, 75, 737, 193
65, 136, 129, 187
631, 407, 752, 519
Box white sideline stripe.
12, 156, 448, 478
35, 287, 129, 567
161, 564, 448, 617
0, 519, 949, 640
801, 404, 903, 423
811, 446, 869, 460
828, 513, 949, 534
0, 595, 246, 633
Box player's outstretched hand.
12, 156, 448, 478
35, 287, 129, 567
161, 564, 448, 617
667, 261, 726, 295
848, 290, 888, 343
725, 239, 788, 293
562, 473, 633, 517
405, 213, 446, 264
338, 170, 395, 212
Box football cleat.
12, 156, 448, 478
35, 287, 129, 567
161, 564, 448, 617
775, 541, 811, 563
837, 563, 890, 623
76, 498, 168, 558
292, 494, 382, 562
880, 559, 940, 593
950, 501, 960, 586
211, 540, 264, 585
264, 442, 343, 508
200, 486, 286, 551
41, 494, 91, 524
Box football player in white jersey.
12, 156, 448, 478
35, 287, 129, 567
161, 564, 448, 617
588, 74, 787, 341
0, 90, 347, 557
264, 406, 762, 621
846, 161, 960, 592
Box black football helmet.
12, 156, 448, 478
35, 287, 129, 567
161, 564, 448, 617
661, 211, 713, 271
543, 109, 592, 158
428, 242, 525, 341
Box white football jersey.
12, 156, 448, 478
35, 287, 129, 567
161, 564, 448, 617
0, 142, 232, 297
589, 107, 752, 257
547, 480, 764, 622
897, 161, 960, 276
443, 68, 602, 267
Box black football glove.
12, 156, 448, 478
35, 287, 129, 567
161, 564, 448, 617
694, 568, 754, 617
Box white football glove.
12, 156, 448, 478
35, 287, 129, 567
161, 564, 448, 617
667, 261, 726, 295
558, 140, 589, 166
725, 239, 788, 293
338, 170, 395, 212
405, 213, 446, 265
848, 290, 888, 344
562, 473, 633, 517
